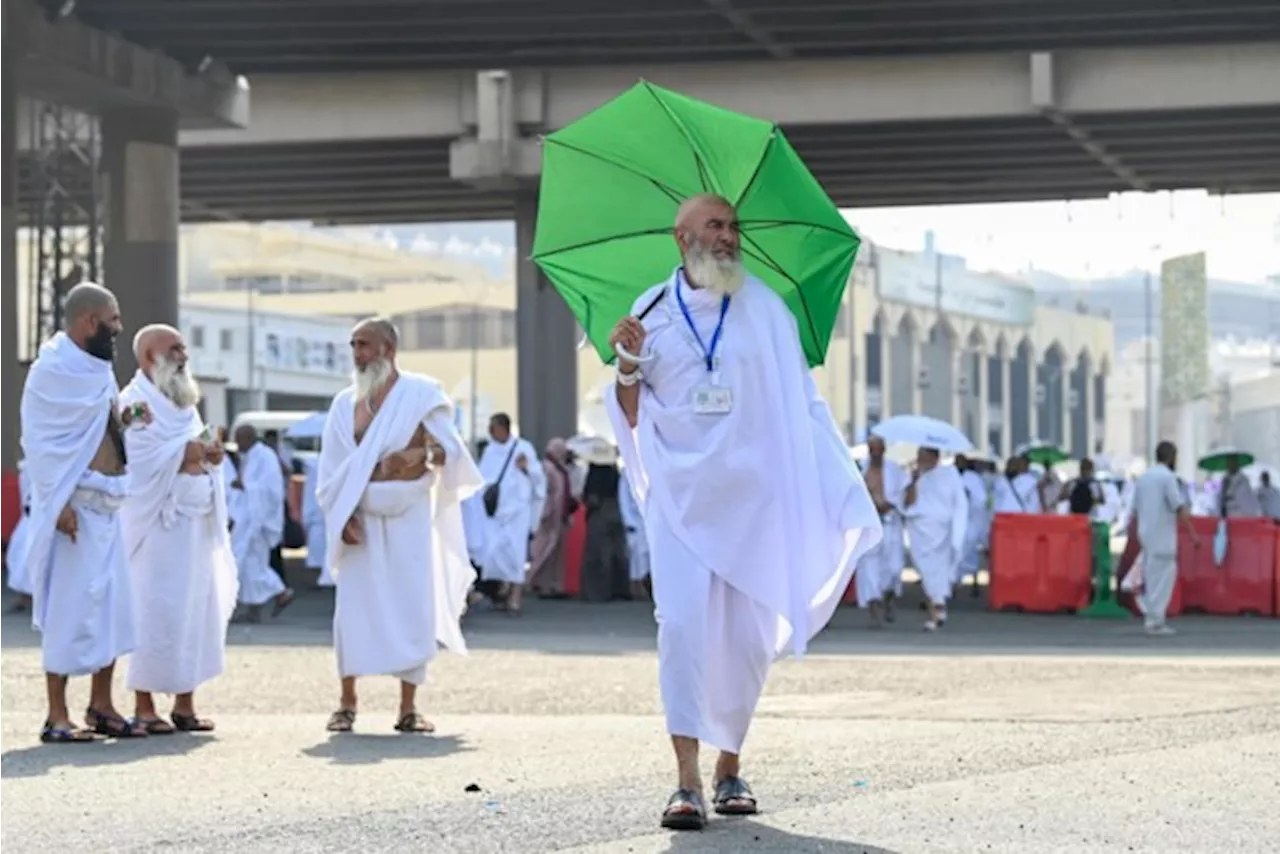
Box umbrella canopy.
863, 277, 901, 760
1014, 440, 1070, 466
871, 415, 974, 454
567, 434, 618, 466
532, 81, 860, 368
283, 411, 326, 441
1198, 447, 1255, 472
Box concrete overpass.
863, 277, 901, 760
6, 0, 1280, 457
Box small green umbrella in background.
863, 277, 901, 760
1014, 440, 1071, 467
532, 81, 860, 367
1198, 447, 1255, 472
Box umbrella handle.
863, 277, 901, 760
615, 342, 655, 365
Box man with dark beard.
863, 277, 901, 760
120, 325, 238, 733
19, 282, 150, 741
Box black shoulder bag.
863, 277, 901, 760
482, 444, 519, 517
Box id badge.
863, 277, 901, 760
693, 386, 733, 415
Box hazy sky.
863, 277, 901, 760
846, 190, 1280, 285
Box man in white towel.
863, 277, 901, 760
471, 413, 545, 615
229, 424, 295, 622
955, 454, 991, 597
301, 454, 332, 587
855, 435, 908, 626
119, 325, 239, 733
19, 282, 147, 742
618, 465, 650, 600
992, 455, 1044, 514
902, 447, 968, 631
605, 193, 881, 829
317, 318, 482, 734
6, 460, 34, 609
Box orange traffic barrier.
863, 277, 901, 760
989, 513, 1093, 613
1180, 517, 1276, 616
1, 471, 18, 545
562, 505, 587, 597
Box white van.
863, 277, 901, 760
230, 410, 322, 456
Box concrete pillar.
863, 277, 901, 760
514, 191, 577, 451
1083, 362, 1095, 458
1000, 355, 1012, 457
100, 107, 180, 386
1, 35, 21, 471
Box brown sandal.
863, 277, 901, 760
136, 716, 176, 735
393, 711, 435, 733
326, 708, 356, 732
171, 712, 215, 732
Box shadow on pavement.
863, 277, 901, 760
1, 730, 212, 778
660, 820, 901, 853
301, 732, 470, 765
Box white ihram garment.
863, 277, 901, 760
618, 469, 649, 581
992, 472, 1042, 514
905, 465, 968, 605
19, 332, 134, 675
119, 372, 238, 694
301, 457, 332, 586
606, 272, 881, 754
471, 436, 546, 585
317, 374, 482, 684
854, 457, 908, 607
229, 442, 286, 606
6, 465, 33, 595
956, 469, 991, 583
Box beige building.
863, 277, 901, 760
182, 223, 1114, 455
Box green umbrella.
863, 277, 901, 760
1198, 448, 1255, 472
1014, 440, 1070, 466
532, 81, 860, 367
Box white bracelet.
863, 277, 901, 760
616, 369, 643, 387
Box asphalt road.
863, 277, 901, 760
3, 581, 1279, 854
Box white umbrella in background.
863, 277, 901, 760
283, 411, 326, 441
871, 414, 974, 454
567, 434, 617, 466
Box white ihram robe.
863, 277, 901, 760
471, 436, 546, 585
606, 273, 882, 754
618, 469, 649, 581
317, 374, 482, 684
6, 464, 33, 595
229, 442, 287, 605
956, 469, 991, 584
301, 457, 332, 587
992, 472, 1043, 514
119, 372, 238, 694
854, 457, 908, 607
19, 332, 135, 675
904, 465, 969, 605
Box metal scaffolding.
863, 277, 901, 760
21, 100, 101, 362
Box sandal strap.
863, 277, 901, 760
328, 709, 356, 724
714, 776, 755, 802
665, 788, 705, 814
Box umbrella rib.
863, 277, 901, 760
543, 138, 686, 205
739, 219, 854, 240
738, 232, 824, 358
730, 127, 777, 210
531, 226, 674, 263
643, 83, 712, 193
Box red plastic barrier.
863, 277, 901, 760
988, 512, 1093, 613
562, 505, 587, 597
1179, 517, 1277, 616
1, 471, 18, 545
1274, 526, 1280, 619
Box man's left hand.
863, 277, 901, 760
515, 453, 529, 473
121, 401, 153, 426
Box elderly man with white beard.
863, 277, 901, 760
229, 424, 295, 622
120, 325, 238, 732
317, 319, 482, 733
605, 193, 882, 829
902, 447, 968, 631
20, 282, 149, 742
471, 413, 546, 616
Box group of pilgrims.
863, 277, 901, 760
9, 193, 890, 828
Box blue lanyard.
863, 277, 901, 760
675, 268, 730, 373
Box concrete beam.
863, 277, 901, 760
178, 41, 1280, 148
9, 0, 248, 130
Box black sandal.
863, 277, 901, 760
84, 708, 148, 739
40, 722, 97, 744
660, 788, 706, 831
171, 712, 215, 732
393, 711, 435, 733
272, 588, 296, 618
326, 708, 356, 732
713, 776, 758, 815
136, 716, 176, 735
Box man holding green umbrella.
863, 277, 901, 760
604, 193, 882, 829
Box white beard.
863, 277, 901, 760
684, 242, 746, 296
353, 357, 393, 403
153, 355, 200, 409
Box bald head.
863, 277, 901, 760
135, 323, 199, 407
62, 281, 122, 361
673, 194, 744, 294
133, 324, 183, 371
350, 317, 399, 402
